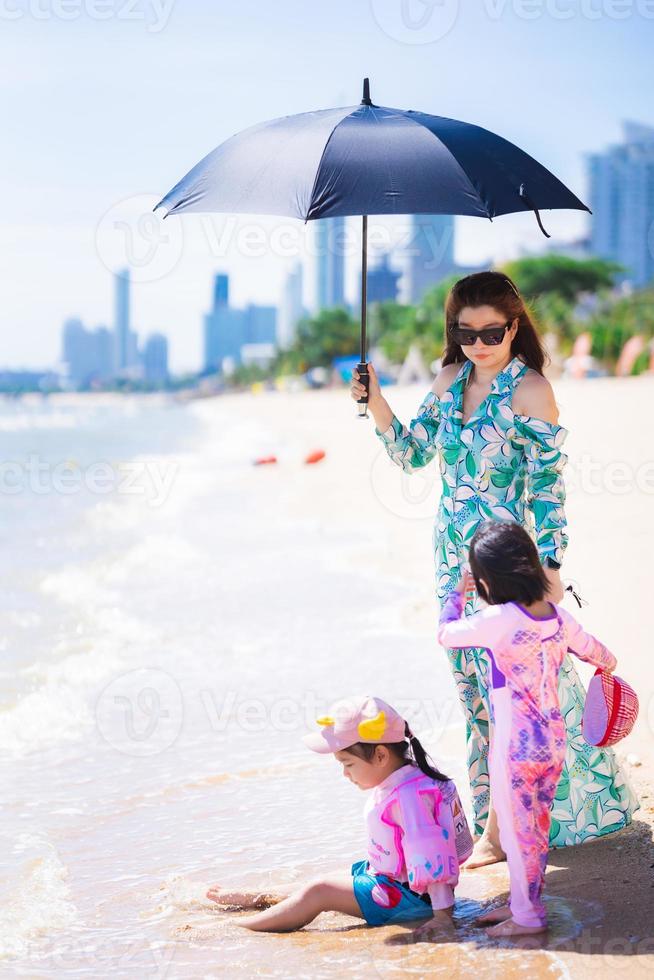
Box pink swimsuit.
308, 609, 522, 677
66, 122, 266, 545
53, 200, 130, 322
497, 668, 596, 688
364, 764, 471, 910
438, 594, 616, 927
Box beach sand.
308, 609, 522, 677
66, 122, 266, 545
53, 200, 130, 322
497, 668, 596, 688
179, 372, 654, 977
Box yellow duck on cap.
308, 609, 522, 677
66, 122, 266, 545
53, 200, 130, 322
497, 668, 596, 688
357, 710, 386, 741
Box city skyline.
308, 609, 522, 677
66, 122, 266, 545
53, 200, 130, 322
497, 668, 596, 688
61, 269, 169, 388
2, 3, 653, 370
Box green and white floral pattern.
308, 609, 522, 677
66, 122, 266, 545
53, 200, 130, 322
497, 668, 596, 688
375, 355, 638, 845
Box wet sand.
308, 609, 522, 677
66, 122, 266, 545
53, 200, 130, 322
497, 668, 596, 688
168, 373, 654, 978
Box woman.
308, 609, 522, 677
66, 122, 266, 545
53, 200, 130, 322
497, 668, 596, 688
351, 271, 638, 866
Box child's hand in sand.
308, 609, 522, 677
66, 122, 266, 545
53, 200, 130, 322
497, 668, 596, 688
412, 908, 456, 940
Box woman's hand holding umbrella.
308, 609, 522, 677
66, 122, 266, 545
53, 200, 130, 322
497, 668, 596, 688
350, 364, 393, 431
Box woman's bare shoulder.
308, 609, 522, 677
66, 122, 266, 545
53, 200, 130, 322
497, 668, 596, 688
513, 368, 559, 424
431, 362, 461, 397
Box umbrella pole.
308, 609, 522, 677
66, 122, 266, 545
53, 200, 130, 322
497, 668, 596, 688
356, 214, 369, 418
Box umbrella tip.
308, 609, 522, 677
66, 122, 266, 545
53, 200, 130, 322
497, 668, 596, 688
361, 77, 372, 106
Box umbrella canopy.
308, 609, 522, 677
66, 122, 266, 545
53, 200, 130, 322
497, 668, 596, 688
155, 79, 591, 412
155, 78, 589, 229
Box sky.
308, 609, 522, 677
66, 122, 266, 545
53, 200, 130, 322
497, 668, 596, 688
2, 0, 653, 371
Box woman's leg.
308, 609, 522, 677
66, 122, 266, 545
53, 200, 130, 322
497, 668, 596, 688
445, 643, 491, 838
464, 803, 506, 869
237, 876, 364, 932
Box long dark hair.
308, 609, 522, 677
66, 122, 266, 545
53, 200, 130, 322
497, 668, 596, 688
343, 722, 449, 782
442, 270, 548, 374
469, 520, 549, 605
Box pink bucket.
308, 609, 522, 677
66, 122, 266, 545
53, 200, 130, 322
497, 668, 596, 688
582, 669, 639, 747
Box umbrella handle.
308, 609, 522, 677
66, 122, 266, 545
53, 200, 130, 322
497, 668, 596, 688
356, 361, 369, 418
357, 213, 369, 418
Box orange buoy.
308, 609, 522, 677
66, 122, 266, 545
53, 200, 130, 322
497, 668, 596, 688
253, 455, 278, 466
304, 449, 326, 465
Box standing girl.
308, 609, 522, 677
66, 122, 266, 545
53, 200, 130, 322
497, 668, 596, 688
351, 270, 636, 863
437, 520, 618, 936
206, 696, 472, 931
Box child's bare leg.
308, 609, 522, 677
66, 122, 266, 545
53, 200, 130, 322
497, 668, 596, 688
206, 886, 287, 909
238, 876, 363, 932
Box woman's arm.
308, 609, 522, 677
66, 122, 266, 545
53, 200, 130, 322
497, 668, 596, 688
513, 373, 569, 574
350, 362, 456, 474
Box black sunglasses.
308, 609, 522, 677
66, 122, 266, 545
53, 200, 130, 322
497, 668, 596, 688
450, 320, 514, 347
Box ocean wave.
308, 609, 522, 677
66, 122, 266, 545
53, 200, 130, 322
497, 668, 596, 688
0, 833, 79, 959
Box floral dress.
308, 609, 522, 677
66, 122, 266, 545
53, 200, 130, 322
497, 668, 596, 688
374, 354, 638, 845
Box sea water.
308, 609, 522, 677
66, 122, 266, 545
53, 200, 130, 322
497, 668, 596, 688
0, 392, 467, 978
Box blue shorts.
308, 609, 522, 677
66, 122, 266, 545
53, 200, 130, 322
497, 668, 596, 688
351, 860, 433, 927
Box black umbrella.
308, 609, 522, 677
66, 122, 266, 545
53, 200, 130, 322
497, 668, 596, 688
155, 79, 590, 414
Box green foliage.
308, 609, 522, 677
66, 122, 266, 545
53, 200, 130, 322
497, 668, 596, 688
260, 256, 653, 381
375, 273, 459, 365
273, 307, 359, 374
503, 254, 622, 303
586, 286, 654, 366
631, 348, 651, 376
502, 254, 624, 344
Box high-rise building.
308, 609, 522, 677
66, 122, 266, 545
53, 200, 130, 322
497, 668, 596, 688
213, 273, 229, 309
205, 273, 242, 371
245, 304, 277, 345
114, 268, 131, 371
363, 253, 402, 305
587, 122, 654, 288
142, 333, 169, 385
405, 214, 456, 304
278, 263, 304, 349
203, 273, 278, 372
316, 217, 346, 311
62, 319, 115, 388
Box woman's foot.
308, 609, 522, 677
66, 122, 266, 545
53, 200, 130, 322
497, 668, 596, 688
474, 904, 511, 925
463, 836, 506, 869
486, 917, 547, 937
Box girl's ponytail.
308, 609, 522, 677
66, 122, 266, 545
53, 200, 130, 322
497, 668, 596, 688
404, 722, 449, 782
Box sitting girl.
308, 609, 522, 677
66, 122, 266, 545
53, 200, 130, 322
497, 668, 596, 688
206, 695, 472, 931
437, 520, 617, 937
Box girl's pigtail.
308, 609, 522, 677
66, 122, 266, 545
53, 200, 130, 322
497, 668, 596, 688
404, 722, 449, 782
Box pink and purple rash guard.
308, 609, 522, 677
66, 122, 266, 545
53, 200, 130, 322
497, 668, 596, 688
364, 763, 465, 911
438, 593, 617, 927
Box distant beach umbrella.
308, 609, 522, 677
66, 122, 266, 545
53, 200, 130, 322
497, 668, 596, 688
154, 79, 590, 416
